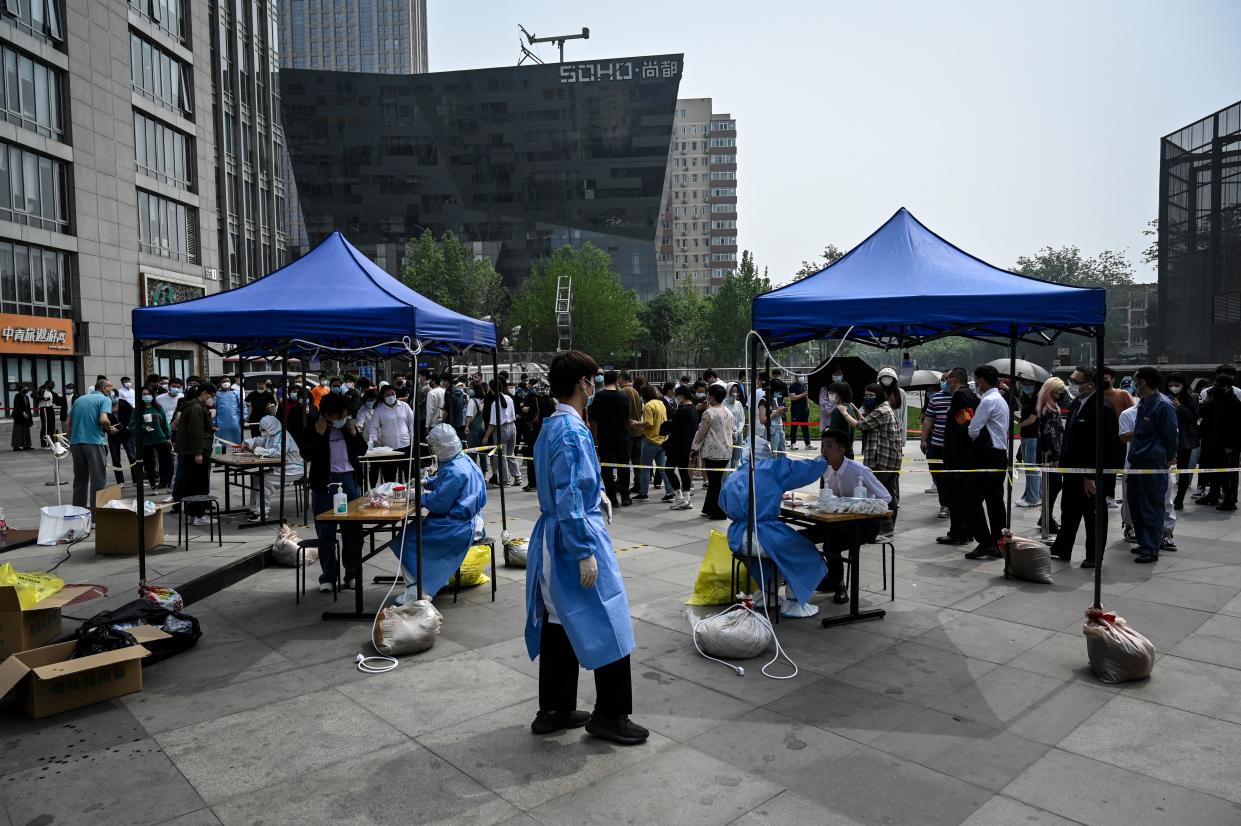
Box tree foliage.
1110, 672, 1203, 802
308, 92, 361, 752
509, 243, 644, 361
400, 229, 508, 324
637, 286, 709, 366
700, 250, 771, 364
1014, 245, 1137, 359
794, 244, 847, 281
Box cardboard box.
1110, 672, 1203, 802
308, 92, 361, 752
93, 485, 168, 556
0, 584, 95, 662
0, 624, 169, 718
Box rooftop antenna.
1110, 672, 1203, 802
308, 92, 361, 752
519, 24, 590, 64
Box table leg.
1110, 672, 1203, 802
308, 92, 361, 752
822, 520, 886, 628
237, 467, 280, 529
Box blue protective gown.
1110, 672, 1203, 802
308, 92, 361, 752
214, 388, 246, 444
719, 455, 828, 605
525, 407, 634, 670
394, 452, 486, 597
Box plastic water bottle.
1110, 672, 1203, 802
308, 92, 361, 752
331, 482, 348, 514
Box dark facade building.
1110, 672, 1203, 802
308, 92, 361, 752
279, 54, 684, 299
1155, 100, 1241, 364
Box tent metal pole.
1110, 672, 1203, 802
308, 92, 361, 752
1006, 327, 1017, 528
411, 351, 424, 600
133, 340, 147, 583
763, 352, 772, 444
278, 354, 288, 525
746, 335, 758, 563
1092, 325, 1106, 610
493, 346, 507, 532
237, 358, 246, 441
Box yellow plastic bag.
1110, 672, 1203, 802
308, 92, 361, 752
686, 530, 754, 606
449, 544, 492, 588
0, 562, 65, 610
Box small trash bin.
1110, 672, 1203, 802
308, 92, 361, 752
38, 505, 92, 545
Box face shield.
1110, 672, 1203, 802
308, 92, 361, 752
259, 415, 282, 438
739, 437, 775, 465
427, 423, 463, 463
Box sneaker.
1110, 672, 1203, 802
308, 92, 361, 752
585, 714, 649, 746
342, 577, 358, 591
1133, 554, 1157, 564
192, 515, 211, 526
1161, 536, 1178, 552
511, 478, 523, 488
632, 494, 649, 501
246, 512, 263, 522
531, 709, 590, 735
393, 585, 420, 606
660, 492, 676, 503
923, 486, 937, 495
874, 531, 894, 543
318, 582, 333, 593
1106, 497, 1119, 510
620, 496, 633, 507
937, 506, 950, 519
1015, 500, 1040, 508
1123, 526, 1137, 544
671, 492, 692, 511
159, 495, 174, 504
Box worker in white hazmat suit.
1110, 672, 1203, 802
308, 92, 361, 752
239, 414, 303, 521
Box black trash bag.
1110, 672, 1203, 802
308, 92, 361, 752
71, 624, 138, 659
73, 599, 203, 665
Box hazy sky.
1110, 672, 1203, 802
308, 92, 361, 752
429, 1, 1241, 285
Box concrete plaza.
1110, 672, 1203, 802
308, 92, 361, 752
2, 442, 1241, 825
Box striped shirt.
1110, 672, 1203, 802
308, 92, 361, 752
924, 390, 951, 448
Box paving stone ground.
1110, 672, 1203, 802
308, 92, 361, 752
3, 440, 1241, 825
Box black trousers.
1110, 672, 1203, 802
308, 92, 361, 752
804, 522, 879, 590
927, 446, 948, 506
108, 438, 135, 484
966, 447, 1008, 546
1051, 476, 1104, 562
1174, 448, 1193, 505
142, 442, 174, 488
599, 439, 631, 501
788, 421, 812, 447
702, 458, 728, 518
378, 445, 413, 483
539, 618, 632, 718
664, 448, 690, 492
939, 465, 970, 540
873, 470, 899, 530
1206, 448, 1240, 505
628, 436, 642, 490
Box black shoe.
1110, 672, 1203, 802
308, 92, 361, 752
531, 709, 590, 735
935, 535, 970, 545
1080, 559, 1096, 569
608, 495, 620, 509
585, 714, 649, 746
1161, 537, 1178, 552
1051, 549, 1071, 561
1195, 496, 1219, 506
1134, 554, 1157, 564
937, 507, 950, 519
964, 545, 1001, 560
1047, 522, 1060, 534
620, 496, 632, 507
522, 485, 536, 492
660, 493, 675, 503
1174, 501, 1184, 512
632, 494, 649, 501
1218, 502, 1238, 512
833, 586, 849, 605
1123, 527, 1137, 544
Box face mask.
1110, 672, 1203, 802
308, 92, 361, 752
364, 400, 375, 409
880, 376, 894, 387
141, 394, 153, 403
832, 374, 843, 383
122, 381, 131, 388
204, 397, 216, 408
1023, 386, 1034, 395
384, 395, 397, 406
695, 392, 705, 400
319, 380, 329, 387
1168, 384, 1183, 394
1068, 381, 1081, 394
863, 396, 879, 410
169, 387, 182, 397
939, 380, 949, 392
729, 393, 738, 402
331, 386, 342, 394
330, 416, 348, 429
343, 383, 353, 391
581, 379, 596, 401
220, 381, 231, 390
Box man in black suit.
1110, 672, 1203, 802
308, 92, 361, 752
1050, 365, 1118, 568
936, 367, 980, 546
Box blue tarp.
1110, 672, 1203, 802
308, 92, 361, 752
132, 231, 497, 353
752, 208, 1106, 349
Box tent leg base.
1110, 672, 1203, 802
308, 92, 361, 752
373, 575, 399, 584
821, 609, 886, 628
321, 610, 378, 622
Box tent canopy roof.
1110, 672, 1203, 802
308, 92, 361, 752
132, 231, 497, 355
751, 208, 1106, 350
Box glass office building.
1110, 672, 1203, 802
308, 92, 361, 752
279, 54, 683, 298
1156, 100, 1241, 363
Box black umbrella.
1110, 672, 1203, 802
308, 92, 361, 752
806, 356, 878, 407
901, 369, 942, 391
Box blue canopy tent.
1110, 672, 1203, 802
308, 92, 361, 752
747, 208, 1111, 620
129, 231, 501, 619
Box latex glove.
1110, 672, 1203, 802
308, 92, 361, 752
579, 555, 598, 587
599, 492, 613, 524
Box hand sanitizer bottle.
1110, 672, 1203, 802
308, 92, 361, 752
332, 482, 348, 514
853, 483, 867, 499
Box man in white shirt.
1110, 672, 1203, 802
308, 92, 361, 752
964, 364, 1010, 559
484, 384, 521, 486
425, 375, 445, 431
156, 378, 182, 420
815, 428, 892, 603
367, 386, 415, 482
117, 376, 135, 406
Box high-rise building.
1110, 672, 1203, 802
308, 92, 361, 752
281, 54, 683, 299
1155, 99, 1241, 364
277, 0, 429, 251
655, 98, 737, 295
0, 0, 287, 409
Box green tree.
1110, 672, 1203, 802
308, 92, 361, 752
638, 286, 709, 367
794, 244, 846, 280
1141, 219, 1158, 268
702, 250, 771, 364
1014, 245, 1136, 358
400, 229, 508, 324
509, 243, 644, 361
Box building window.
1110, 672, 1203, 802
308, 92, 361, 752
712, 220, 737, 229
710, 203, 733, 213
710, 187, 737, 197
0, 45, 63, 139
711, 120, 736, 131
129, 0, 186, 43
0, 141, 68, 232
137, 189, 198, 263
0, 239, 70, 316
710, 171, 736, 181
709, 137, 736, 148
134, 111, 193, 190
0, 0, 62, 44
130, 32, 193, 117
710, 236, 737, 246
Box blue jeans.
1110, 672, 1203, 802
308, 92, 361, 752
1126, 473, 1168, 557
766, 417, 787, 454
1021, 437, 1041, 503
312, 471, 363, 584
637, 439, 671, 496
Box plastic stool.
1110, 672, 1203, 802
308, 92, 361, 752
178, 495, 222, 550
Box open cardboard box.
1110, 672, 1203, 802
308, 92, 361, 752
0, 624, 170, 718
94, 485, 172, 556
0, 584, 95, 662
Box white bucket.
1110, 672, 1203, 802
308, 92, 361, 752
38, 505, 92, 545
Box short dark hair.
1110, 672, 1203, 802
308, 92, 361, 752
947, 367, 967, 385
618, 369, 632, 382
974, 365, 999, 387
821, 429, 851, 450
640, 384, 660, 402
1075, 365, 1097, 384
693, 379, 708, 390
863, 382, 884, 400
674, 384, 694, 401
1134, 366, 1160, 390
829, 381, 852, 404
707, 384, 726, 404
703, 369, 718, 380
195, 381, 218, 397
549, 351, 599, 399
1215, 364, 1237, 378
1101, 366, 1117, 380
603, 369, 619, 385
680, 375, 691, 384
769, 378, 786, 392
318, 392, 348, 416
661, 381, 675, 394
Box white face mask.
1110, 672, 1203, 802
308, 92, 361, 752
220, 381, 232, 390
1168, 384, 1183, 394
384, 395, 397, 406
581, 378, 596, 401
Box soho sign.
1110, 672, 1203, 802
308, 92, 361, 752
559, 59, 680, 84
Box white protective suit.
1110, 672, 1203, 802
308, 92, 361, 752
243, 414, 304, 516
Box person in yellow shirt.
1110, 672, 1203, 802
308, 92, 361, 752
633, 385, 669, 500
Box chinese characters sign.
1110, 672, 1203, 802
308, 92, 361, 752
559, 58, 680, 84
0, 313, 73, 355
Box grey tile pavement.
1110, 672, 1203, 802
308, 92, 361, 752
3, 443, 1241, 824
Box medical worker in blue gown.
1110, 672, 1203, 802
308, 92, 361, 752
213, 377, 246, 445
524, 351, 649, 746
392, 424, 486, 605
719, 437, 829, 618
